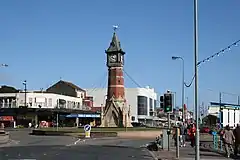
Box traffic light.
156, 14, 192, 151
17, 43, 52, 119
164, 93, 173, 112
160, 95, 164, 108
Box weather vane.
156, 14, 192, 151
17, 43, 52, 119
112, 25, 119, 32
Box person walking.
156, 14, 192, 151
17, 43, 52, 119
180, 123, 187, 147
233, 124, 240, 156
188, 123, 196, 147
173, 125, 180, 147
223, 125, 235, 158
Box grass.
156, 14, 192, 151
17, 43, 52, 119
37, 127, 161, 133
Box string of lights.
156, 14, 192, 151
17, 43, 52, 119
197, 39, 240, 66
185, 39, 240, 88
184, 74, 195, 88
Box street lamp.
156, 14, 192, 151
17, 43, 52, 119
193, 0, 200, 159
22, 80, 27, 107
172, 56, 185, 123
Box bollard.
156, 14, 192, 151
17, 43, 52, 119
220, 139, 223, 151
176, 127, 179, 159
212, 131, 218, 150
167, 129, 171, 151
84, 124, 91, 138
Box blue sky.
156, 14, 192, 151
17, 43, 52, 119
0, 0, 240, 110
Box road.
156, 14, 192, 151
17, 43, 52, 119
0, 129, 154, 160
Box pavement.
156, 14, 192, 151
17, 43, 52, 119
150, 138, 238, 160
151, 146, 229, 160
0, 128, 155, 160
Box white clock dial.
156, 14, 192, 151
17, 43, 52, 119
110, 55, 117, 62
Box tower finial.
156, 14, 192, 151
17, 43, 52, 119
112, 25, 119, 32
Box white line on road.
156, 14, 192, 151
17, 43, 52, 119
74, 138, 81, 145
10, 139, 20, 144
66, 138, 85, 147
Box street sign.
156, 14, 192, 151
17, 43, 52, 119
84, 124, 91, 132
84, 124, 91, 138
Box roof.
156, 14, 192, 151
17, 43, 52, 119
59, 80, 85, 92
0, 85, 19, 93
210, 102, 240, 107
105, 31, 125, 54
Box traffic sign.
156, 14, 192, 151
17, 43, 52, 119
84, 124, 91, 138
84, 124, 91, 132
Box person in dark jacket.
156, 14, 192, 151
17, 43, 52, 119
233, 124, 240, 156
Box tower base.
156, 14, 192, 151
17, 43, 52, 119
100, 99, 132, 128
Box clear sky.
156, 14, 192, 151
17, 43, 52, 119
0, 0, 240, 110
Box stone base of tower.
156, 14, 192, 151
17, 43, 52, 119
100, 98, 132, 128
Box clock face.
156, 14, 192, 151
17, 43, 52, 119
109, 55, 117, 62
120, 55, 123, 62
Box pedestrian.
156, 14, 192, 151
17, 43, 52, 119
233, 123, 240, 156
223, 125, 235, 158
188, 123, 196, 147
180, 123, 186, 147
172, 126, 180, 147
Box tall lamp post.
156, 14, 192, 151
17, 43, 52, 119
193, 0, 200, 159
22, 80, 27, 107
172, 56, 185, 123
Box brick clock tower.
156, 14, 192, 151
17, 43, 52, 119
101, 27, 132, 127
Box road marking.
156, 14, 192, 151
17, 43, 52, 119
74, 138, 81, 145
66, 138, 83, 146
10, 139, 20, 144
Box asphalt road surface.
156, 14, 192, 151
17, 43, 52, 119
0, 129, 154, 160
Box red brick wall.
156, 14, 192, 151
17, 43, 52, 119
107, 67, 125, 99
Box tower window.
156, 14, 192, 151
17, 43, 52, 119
118, 80, 121, 84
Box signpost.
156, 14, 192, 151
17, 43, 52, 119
84, 124, 91, 138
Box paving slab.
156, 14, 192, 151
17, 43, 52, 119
151, 145, 229, 160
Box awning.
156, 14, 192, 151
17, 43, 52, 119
66, 114, 100, 118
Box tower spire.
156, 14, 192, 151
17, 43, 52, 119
106, 25, 125, 54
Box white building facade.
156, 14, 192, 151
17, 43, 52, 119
0, 92, 89, 110
208, 105, 240, 127
86, 86, 158, 123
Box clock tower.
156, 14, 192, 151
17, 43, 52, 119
101, 28, 132, 127
106, 30, 125, 100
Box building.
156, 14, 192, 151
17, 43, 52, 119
86, 86, 158, 124
0, 81, 99, 127
0, 80, 89, 110
0, 92, 85, 110
206, 102, 240, 127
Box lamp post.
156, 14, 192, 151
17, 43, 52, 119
22, 80, 27, 107
193, 0, 200, 159
172, 56, 185, 123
